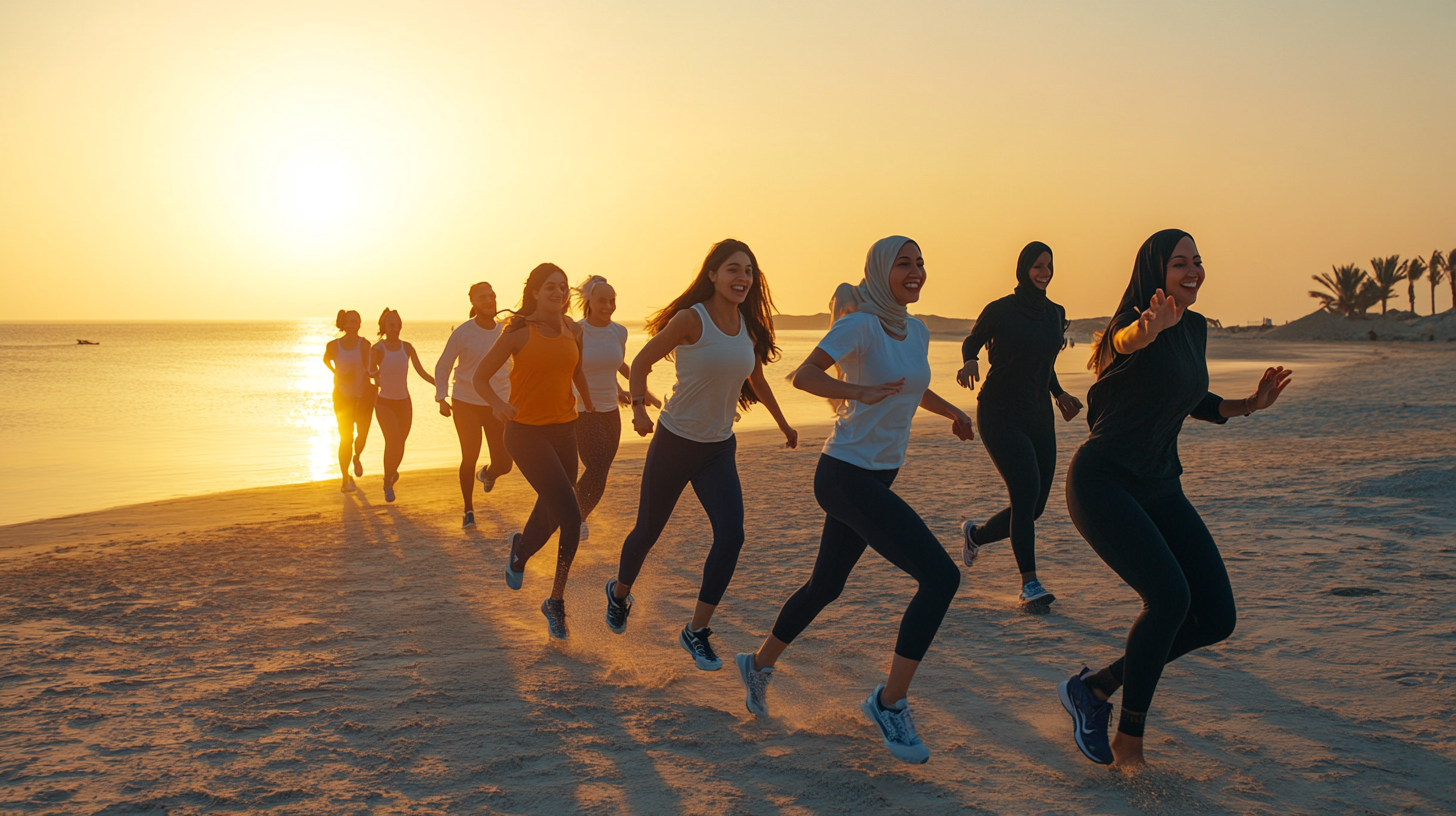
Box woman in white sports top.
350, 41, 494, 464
323, 309, 378, 492
371, 308, 436, 503
736, 236, 975, 766
571, 275, 660, 540
603, 239, 797, 673
434, 282, 514, 529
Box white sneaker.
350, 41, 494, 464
735, 653, 774, 718
505, 532, 524, 590
860, 683, 930, 764
960, 520, 980, 567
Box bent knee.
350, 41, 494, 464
922, 562, 962, 601
1206, 605, 1237, 645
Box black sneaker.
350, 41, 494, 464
462, 510, 476, 529
679, 625, 722, 671
541, 598, 568, 640
1058, 666, 1114, 765
604, 579, 632, 634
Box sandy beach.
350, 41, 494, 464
2, 339, 1453, 815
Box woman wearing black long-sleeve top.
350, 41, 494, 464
955, 242, 1083, 611
1056, 229, 1292, 770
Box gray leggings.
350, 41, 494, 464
574, 409, 621, 522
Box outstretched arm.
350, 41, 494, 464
747, 359, 797, 448
1113, 289, 1183, 355
1218, 366, 1293, 417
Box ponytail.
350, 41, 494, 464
377, 307, 399, 338
335, 309, 348, 330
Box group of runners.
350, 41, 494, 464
322, 229, 1293, 770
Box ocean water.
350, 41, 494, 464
0, 320, 1023, 526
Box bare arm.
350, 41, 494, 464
322, 341, 337, 374
791, 348, 904, 403
627, 310, 700, 436
405, 342, 436, 386
1218, 366, 1293, 417
919, 389, 975, 440
370, 343, 385, 379
747, 359, 798, 448
471, 330, 526, 419
570, 321, 594, 413
1113, 289, 1183, 355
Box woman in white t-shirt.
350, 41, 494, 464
434, 282, 514, 529
735, 236, 974, 766
571, 275, 659, 539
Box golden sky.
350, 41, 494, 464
3, 1, 1454, 324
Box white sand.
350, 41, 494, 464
2, 341, 1453, 814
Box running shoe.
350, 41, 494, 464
579, 522, 590, 540
679, 625, 722, 671
384, 483, 396, 503
505, 532, 524, 590
461, 510, 475, 529
735, 653, 774, 718
960, 520, 980, 567
541, 598, 568, 640
342, 478, 356, 493
353, 455, 364, 478
1018, 579, 1056, 612
477, 466, 498, 493
860, 684, 930, 764
604, 579, 632, 634
1058, 666, 1114, 765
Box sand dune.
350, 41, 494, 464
2, 341, 1453, 814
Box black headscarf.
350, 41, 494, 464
1089, 228, 1193, 376
1013, 241, 1053, 314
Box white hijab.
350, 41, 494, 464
829, 236, 914, 340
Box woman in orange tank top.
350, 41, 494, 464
473, 263, 593, 640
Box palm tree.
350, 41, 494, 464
1368, 255, 1404, 314
1310, 264, 1379, 316
1405, 255, 1426, 312
1428, 250, 1446, 315
1448, 247, 1456, 313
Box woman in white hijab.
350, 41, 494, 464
734, 236, 974, 765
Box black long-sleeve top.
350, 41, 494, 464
961, 294, 1067, 416
1084, 310, 1226, 480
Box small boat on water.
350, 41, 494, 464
77, 339, 100, 345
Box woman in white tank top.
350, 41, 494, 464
323, 309, 378, 492
571, 275, 660, 540
370, 308, 437, 503
604, 239, 797, 672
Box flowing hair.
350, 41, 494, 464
645, 239, 779, 408
575, 275, 610, 319
377, 307, 400, 337
500, 263, 569, 333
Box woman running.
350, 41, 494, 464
735, 236, 974, 765
322, 309, 377, 492
572, 275, 659, 541
371, 308, 436, 503
1057, 229, 1291, 769
435, 282, 514, 529
955, 241, 1083, 611
603, 239, 797, 672
473, 263, 593, 640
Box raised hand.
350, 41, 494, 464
1137, 288, 1183, 338
1055, 392, 1083, 422
857, 378, 906, 406
956, 360, 980, 390
1249, 366, 1292, 411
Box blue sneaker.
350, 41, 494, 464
735, 653, 774, 718
860, 683, 930, 764
1058, 667, 1113, 765
505, 532, 524, 590
1018, 579, 1056, 612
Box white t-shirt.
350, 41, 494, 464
434, 319, 511, 405
576, 320, 628, 412
818, 312, 932, 470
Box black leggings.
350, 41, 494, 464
574, 409, 621, 522
452, 399, 513, 511
333, 390, 376, 475
374, 397, 413, 485
771, 455, 961, 662
975, 403, 1057, 575
616, 426, 743, 606
1066, 446, 1237, 736
504, 420, 581, 599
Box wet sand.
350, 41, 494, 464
2, 340, 1453, 814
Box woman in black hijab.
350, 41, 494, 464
956, 241, 1083, 611
1056, 229, 1292, 770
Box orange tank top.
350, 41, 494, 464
508, 322, 580, 426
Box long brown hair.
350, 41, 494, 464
645, 239, 779, 408
500, 263, 568, 333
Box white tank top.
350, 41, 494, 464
577, 321, 628, 412
333, 337, 370, 398
656, 302, 756, 443
376, 342, 410, 400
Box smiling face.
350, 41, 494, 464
382, 311, 402, 339
533, 271, 570, 315
709, 251, 754, 305
1028, 251, 1053, 290
586, 282, 617, 323
889, 242, 926, 305
340, 310, 361, 333
469, 284, 497, 317
1164, 236, 1204, 308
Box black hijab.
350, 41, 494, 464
1013, 241, 1053, 314
1089, 228, 1192, 377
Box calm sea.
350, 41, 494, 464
1, 319, 1107, 526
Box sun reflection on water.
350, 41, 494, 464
291, 321, 343, 482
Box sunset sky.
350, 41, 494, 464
3, 1, 1453, 325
